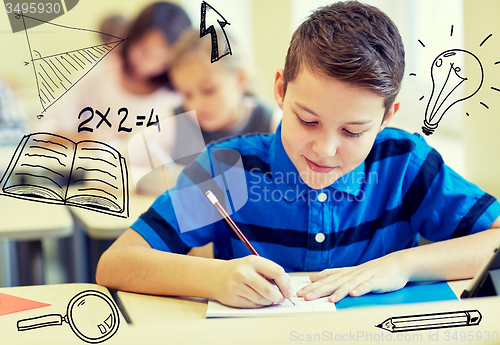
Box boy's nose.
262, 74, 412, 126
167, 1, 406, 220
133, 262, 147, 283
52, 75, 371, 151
312, 134, 338, 158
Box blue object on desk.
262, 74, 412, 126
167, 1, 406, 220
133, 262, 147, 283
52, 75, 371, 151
335, 281, 457, 309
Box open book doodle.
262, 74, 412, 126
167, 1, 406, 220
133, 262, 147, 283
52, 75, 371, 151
205, 276, 337, 318
0, 132, 129, 217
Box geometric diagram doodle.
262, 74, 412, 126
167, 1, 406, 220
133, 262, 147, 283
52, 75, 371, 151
15, 12, 126, 119
17, 290, 120, 344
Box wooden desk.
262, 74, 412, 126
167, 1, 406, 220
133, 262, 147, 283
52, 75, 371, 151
0, 198, 73, 241
116, 274, 471, 325
1, 280, 499, 345
0, 283, 129, 344
0, 198, 73, 287
69, 193, 156, 240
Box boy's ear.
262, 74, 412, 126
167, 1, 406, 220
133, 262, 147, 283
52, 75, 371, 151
274, 68, 285, 110
379, 99, 400, 132
236, 68, 248, 90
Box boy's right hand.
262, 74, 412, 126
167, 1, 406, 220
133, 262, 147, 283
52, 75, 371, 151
211, 255, 293, 308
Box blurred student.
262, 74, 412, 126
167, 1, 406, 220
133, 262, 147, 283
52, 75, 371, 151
169, 28, 281, 166
41, 2, 192, 151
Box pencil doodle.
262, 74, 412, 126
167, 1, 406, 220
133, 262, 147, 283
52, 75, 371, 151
17, 290, 120, 344
14, 12, 126, 119
408, 26, 499, 135
0, 132, 129, 218
200, 1, 232, 63
376, 310, 482, 333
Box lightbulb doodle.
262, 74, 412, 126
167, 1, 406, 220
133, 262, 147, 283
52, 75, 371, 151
410, 25, 500, 136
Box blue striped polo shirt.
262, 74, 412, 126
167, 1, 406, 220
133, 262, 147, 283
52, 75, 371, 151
131, 124, 500, 272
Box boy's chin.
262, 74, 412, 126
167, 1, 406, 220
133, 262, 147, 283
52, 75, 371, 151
301, 171, 340, 189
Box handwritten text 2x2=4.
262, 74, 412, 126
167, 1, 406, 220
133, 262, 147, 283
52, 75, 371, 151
78, 107, 161, 133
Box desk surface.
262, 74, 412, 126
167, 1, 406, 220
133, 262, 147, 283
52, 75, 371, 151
70, 193, 156, 240
0, 197, 73, 240
2, 277, 499, 345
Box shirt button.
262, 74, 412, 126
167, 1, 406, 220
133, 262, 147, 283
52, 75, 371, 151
318, 192, 327, 202
315, 233, 325, 243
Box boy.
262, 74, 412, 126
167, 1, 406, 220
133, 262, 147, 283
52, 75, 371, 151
96, 1, 500, 308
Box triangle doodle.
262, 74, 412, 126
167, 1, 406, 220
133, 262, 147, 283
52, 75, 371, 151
15, 12, 126, 116
0, 292, 51, 316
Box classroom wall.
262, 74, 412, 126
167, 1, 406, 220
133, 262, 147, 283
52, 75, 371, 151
463, 0, 500, 198
0, 0, 178, 115
2, 0, 498, 198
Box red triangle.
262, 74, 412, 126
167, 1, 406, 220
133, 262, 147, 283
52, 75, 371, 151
0, 293, 51, 316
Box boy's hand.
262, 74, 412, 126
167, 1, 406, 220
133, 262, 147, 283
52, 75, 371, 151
211, 255, 293, 308
296, 252, 410, 303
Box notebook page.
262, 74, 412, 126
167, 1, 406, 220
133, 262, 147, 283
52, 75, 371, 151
206, 276, 337, 318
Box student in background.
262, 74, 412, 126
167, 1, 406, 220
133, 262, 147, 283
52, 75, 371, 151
168, 28, 280, 166
0, 77, 28, 146
40, 1, 192, 150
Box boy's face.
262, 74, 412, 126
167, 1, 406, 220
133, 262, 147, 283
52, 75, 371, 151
274, 67, 399, 190
170, 57, 246, 132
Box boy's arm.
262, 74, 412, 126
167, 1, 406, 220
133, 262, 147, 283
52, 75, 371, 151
96, 228, 294, 308
297, 217, 500, 302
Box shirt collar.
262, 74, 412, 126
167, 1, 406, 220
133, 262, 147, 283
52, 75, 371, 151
269, 122, 364, 201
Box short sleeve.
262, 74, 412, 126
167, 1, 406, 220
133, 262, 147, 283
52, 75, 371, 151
401, 134, 500, 241
131, 144, 247, 253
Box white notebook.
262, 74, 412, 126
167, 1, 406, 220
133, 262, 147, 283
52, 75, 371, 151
205, 276, 337, 318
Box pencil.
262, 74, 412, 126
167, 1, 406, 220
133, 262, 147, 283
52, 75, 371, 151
205, 190, 295, 306
376, 310, 482, 333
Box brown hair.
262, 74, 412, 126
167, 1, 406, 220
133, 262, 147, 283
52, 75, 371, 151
283, 1, 405, 115
120, 2, 192, 89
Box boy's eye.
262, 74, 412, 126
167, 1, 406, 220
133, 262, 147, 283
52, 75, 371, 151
343, 129, 364, 137
296, 114, 316, 127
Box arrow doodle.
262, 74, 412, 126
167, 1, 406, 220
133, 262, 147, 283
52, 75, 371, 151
200, 1, 232, 63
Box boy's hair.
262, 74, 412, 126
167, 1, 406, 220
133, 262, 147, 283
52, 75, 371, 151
283, 1, 405, 115
120, 2, 191, 89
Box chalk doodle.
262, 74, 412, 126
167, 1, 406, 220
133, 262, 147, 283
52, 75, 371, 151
376, 310, 482, 333
421, 49, 483, 136
77, 106, 161, 133
14, 12, 126, 119
17, 290, 120, 344
0, 132, 129, 218
409, 25, 499, 135
200, 1, 232, 63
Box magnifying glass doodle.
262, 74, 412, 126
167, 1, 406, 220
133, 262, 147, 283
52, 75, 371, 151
17, 290, 120, 344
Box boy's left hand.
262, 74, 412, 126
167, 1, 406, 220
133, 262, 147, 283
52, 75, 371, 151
296, 252, 410, 303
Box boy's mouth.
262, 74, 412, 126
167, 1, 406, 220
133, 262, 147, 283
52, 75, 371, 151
304, 157, 336, 174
